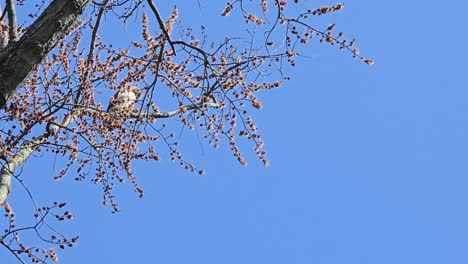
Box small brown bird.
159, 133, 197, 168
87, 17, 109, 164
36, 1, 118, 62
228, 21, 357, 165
104, 85, 142, 127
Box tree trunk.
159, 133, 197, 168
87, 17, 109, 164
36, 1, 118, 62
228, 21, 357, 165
0, 0, 92, 108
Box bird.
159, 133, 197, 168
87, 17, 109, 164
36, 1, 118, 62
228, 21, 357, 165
104, 85, 142, 127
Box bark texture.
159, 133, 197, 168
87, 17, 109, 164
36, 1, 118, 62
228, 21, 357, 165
0, 0, 92, 108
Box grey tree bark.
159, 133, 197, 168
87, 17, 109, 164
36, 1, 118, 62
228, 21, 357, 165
0, 0, 92, 108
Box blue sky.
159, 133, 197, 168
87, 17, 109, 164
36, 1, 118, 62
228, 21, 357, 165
3, 1, 468, 263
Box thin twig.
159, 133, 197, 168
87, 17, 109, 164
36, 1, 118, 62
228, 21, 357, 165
0, 239, 26, 264
75, 0, 110, 105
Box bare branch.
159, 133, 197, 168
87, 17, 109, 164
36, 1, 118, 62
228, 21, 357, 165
0, 4, 8, 48
5, 0, 17, 42
0, 239, 26, 264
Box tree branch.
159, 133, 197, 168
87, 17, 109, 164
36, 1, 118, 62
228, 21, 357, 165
0, 114, 76, 205
130, 102, 221, 119
0, 4, 8, 48
0, 239, 26, 264
5, 0, 17, 42
146, 0, 176, 53
0, 0, 92, 109
0, 100, 220, 204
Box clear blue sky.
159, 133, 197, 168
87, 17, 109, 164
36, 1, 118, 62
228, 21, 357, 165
3, 1, 468, 263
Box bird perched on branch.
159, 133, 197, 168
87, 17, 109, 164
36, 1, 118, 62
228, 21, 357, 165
104, 85, 142, 127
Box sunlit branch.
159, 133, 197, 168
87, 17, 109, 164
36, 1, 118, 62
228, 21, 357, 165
5, 0, 17, 42
132, 102, 221, 119
0, 113, 76, 205
74, 101, 222, 119
0, 4, 8, 48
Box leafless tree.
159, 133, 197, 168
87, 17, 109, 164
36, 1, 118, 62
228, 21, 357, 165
0, 0, 371, 262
